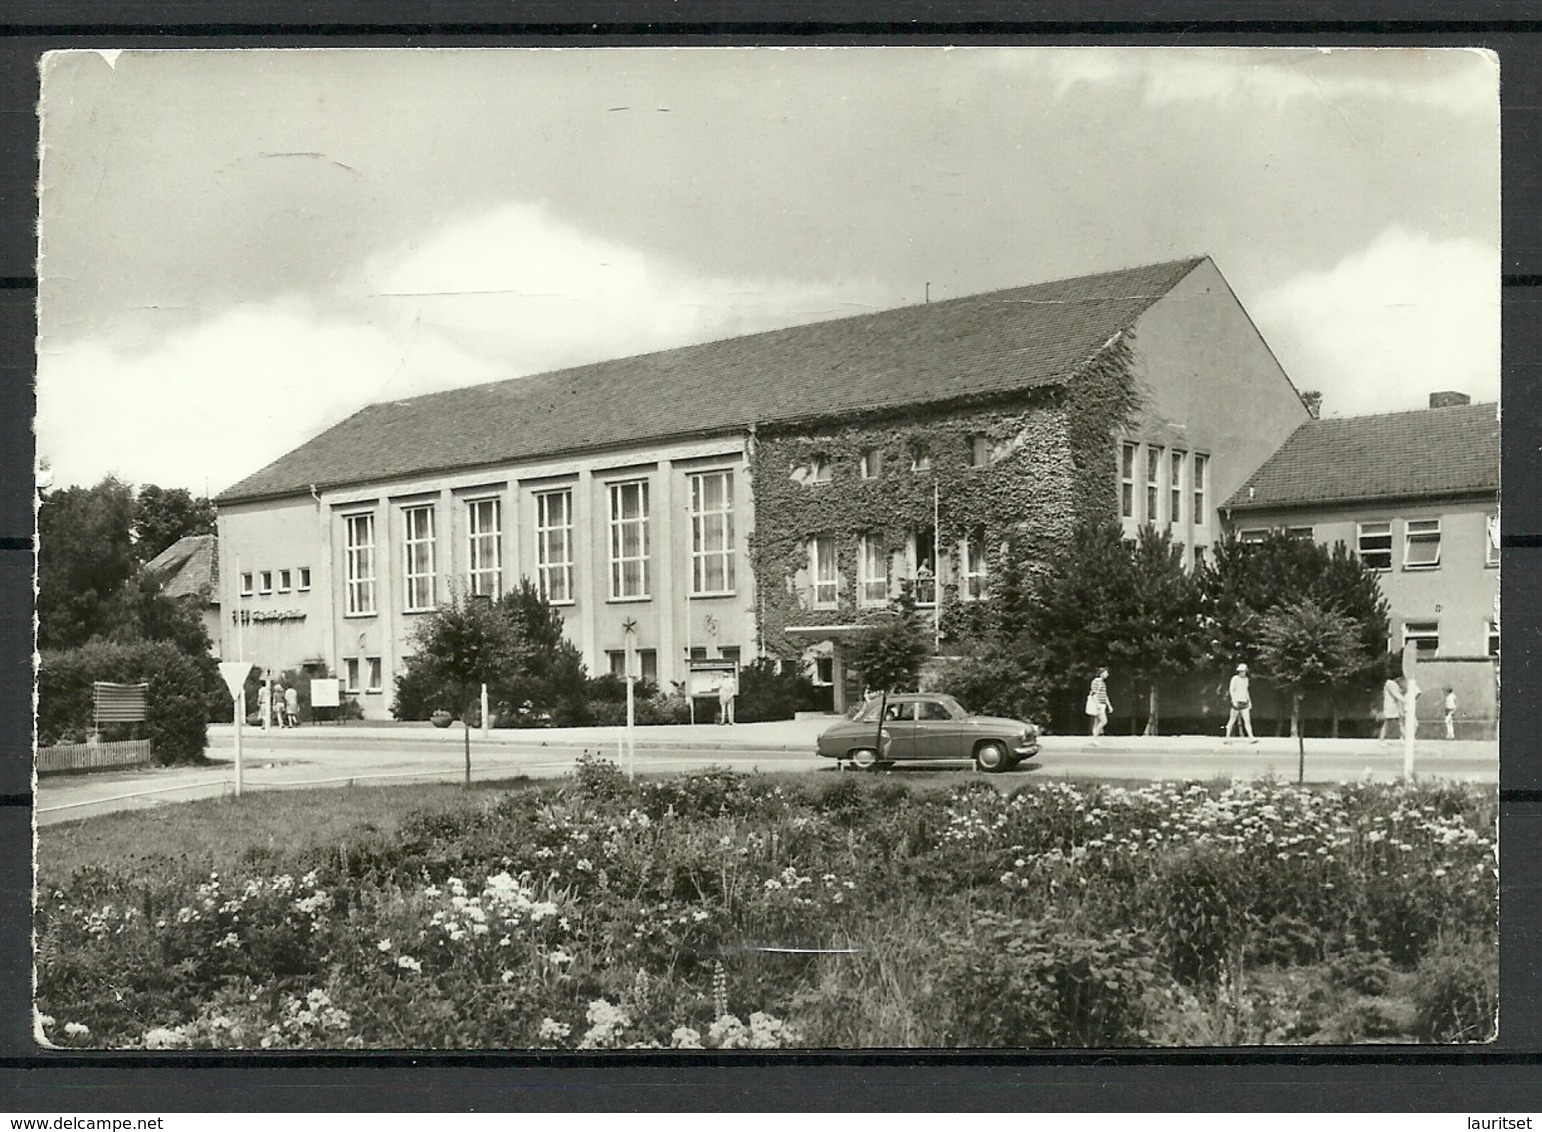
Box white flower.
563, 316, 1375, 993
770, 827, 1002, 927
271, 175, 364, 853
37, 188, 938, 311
143, 1026, 190, 1050
63, 1022, 90, 1038
377, 939, 393, 952
538, 1017, 572, 1040
396, 955, 423, 973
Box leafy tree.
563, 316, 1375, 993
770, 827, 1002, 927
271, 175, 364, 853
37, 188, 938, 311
1025, 521, 1202, 735
132, 485, 216, 563
396, 592, 519, 786
495, 579, 590, 724
1199, 532, 1389, 733
101, 571, 214, 657
1255, 598, 1363, 782
847, 586, 932, 695
36, 477, 137, 650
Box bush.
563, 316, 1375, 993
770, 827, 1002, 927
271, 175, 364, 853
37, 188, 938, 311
933, 914, 1158, 1046
38, 640, 217, 764
735, 658, 824, 722
938, 650, 1050, 724
1411, 932, 1498, 1042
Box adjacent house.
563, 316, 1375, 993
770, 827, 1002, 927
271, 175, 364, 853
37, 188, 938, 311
141, 533, 222, 655
1223, 394, 1500, 736
212, 255, 1311, 718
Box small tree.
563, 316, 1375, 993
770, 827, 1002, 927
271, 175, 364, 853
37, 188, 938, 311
847, 587, 932, 695
1255, 597, 1362, 783
397, 593, 518, 786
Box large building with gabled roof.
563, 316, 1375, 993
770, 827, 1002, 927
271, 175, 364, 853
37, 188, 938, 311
1225, 394, 1499, 735
215, 254, 1311, 718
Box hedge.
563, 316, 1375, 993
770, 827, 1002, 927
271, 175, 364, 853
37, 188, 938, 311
38, 640, 221, 765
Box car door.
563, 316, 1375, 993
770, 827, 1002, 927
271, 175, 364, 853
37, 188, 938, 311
879, 700, 919, 760
911, 699, 963, 760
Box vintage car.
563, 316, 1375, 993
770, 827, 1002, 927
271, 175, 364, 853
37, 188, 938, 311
815, 692, 1039, 772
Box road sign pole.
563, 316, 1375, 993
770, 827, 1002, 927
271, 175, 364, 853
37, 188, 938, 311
234, 689, 244, 798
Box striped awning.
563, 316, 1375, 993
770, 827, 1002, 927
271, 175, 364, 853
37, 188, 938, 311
93, 682, 148, 724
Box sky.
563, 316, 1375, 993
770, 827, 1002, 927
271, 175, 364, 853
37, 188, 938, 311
34, 46, 1500, 495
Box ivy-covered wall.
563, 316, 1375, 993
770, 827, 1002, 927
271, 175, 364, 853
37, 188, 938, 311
749, 336, 1138, 660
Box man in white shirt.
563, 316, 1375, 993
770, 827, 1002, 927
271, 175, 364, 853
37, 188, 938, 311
1225, 663, 1258, 743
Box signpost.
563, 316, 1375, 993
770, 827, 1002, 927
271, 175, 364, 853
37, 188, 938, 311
623, 618, 638, 781
218, 661, 253, 797
1401, 641, 1420, 780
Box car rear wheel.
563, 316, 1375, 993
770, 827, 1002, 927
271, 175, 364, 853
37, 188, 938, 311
975, 741, 1009, 773
849, 747, 880, 771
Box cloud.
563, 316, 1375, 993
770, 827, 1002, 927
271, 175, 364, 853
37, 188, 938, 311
1025, 47, 1497, 115
37, 202, 897, 493
1250, 228, 1498, 418
356, 201, 897, 376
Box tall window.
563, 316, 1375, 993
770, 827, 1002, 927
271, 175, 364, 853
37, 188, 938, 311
811, 535, 838, 608
911, 526, 937, 605
366, 657, 383, 692
1357, 521, 1392, 571
962, 528, 988, 600
1145, 446, 1162, 523
278, 569, 292, 593
1170, 450, 1185, 524
1488, 619, 1500, 657
344, 513, 376, 615
1404, 518, 1441, 570
403, 505, 437, 611
858, 535, 888, 606
535, 489, 574, 603
343, 657, 361, 692
466, 498, 502, 598
690, 470, 735, 595
259, 571, 273, 595
1192, 453, 1209, 525
909, 443, 932, 473
967, 434, 990, 468
239, 572, 254, 597
608, 480, 650, 599
1120, 443, 1136, 519
859, 448, 882, 479
1487, 512, 1499, 567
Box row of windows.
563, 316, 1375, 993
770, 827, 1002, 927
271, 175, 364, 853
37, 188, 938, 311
807, 529, 989, 610
341, 470, 736, 617
1351, 515, 1498, 573
1400, 619, 1500, 659
1120, 443, 1209, 527
239, 567, 312, 597
341, 656, 383, 694
795, 435, 999, 485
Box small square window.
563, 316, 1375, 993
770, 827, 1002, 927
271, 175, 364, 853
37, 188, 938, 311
909, 443, 931, 473
298, 567, 312, 591
1404, 518, 1441, 570
239, 573, 254, 597
1402, 620, 1440, 657
278, 569, 292, 593
259, 571, 273, 594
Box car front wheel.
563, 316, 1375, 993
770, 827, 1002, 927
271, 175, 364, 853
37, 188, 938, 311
975, 741, 1009, 773
849, 747, 880, 771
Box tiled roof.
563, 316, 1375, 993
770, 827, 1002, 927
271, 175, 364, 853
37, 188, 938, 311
1226, 402, 1499, 510
142, 534, 219, 603
217, 257, 1206, 503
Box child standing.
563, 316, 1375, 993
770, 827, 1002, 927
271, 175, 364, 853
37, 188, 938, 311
1443, 686, 1458, 740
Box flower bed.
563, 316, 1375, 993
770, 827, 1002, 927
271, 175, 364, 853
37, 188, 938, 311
35, 762, 1497, 1048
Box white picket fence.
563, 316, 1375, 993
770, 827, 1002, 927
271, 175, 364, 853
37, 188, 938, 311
36, 740, 153, 775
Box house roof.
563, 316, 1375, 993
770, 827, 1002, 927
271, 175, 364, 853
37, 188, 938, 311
217, 256, 1207, 504
142, 534, 220, 604
1225, 402, 1499, 511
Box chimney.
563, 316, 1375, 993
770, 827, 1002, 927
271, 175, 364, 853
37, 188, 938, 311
1300, 390, 1322, 419
1430, 391, 1471, 409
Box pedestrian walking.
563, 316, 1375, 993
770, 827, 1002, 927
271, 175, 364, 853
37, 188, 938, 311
1443, 686, 1458, 740
284, 683, 300, 728
1085, 667, 1112, 743
1225, 663, 1258, 743
256, 681, 271, 730
1378, 675, 1405, 742
271, 683, 287, 728
717, 670, 737, 726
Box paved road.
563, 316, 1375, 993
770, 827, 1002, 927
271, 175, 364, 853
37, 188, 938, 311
35, 722, 1498, 826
